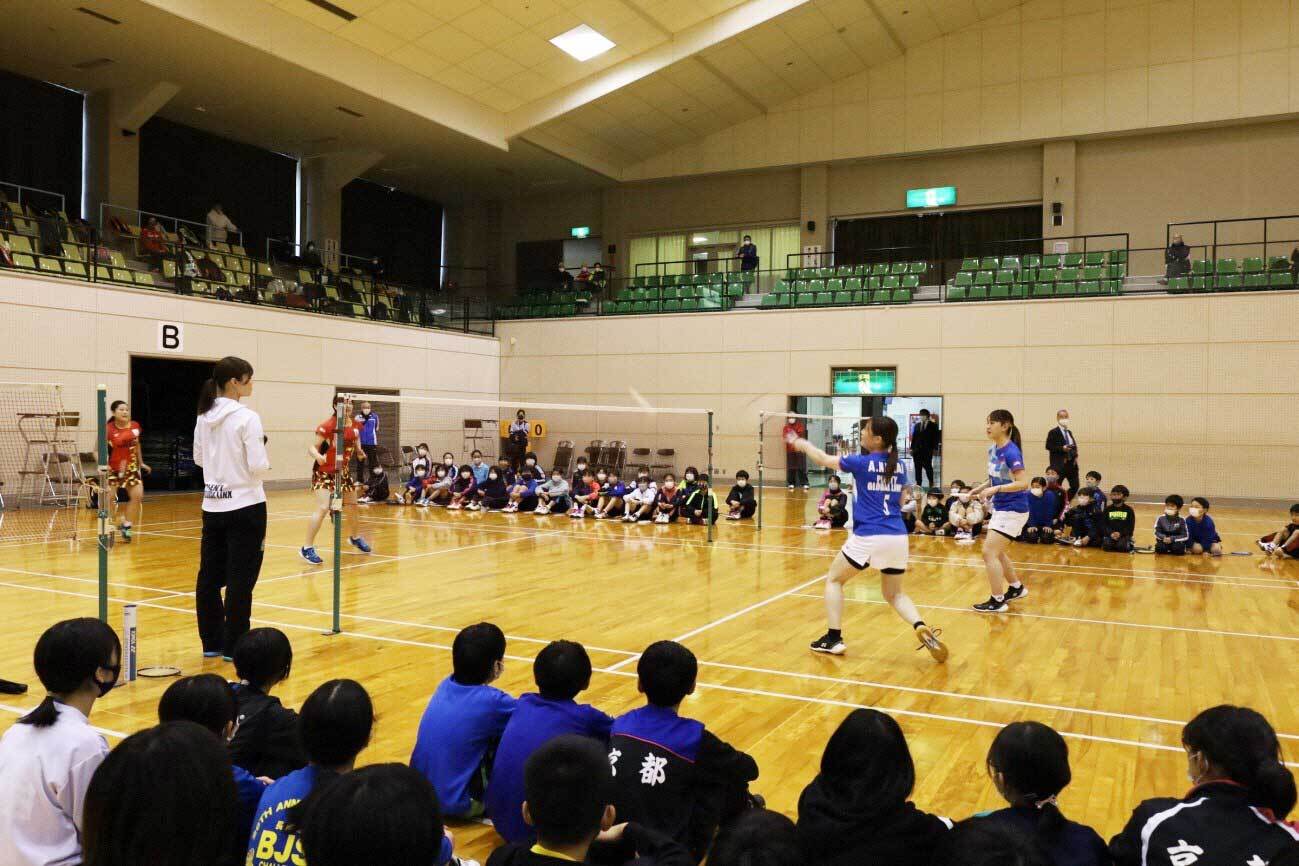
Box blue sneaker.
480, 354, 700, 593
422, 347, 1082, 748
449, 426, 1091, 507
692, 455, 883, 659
202, 651, 221, 658
300, 546, 323, 565
349, 536, 372, 554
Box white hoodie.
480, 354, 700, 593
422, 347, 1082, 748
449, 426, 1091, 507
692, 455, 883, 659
193, 397, 270, 512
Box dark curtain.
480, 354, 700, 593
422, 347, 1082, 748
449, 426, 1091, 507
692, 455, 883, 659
139, 117, 296, 255
834, 206, 1044, 269
516, 240, 564, 289
341, 179, 442, 288
0, 70, 83, 216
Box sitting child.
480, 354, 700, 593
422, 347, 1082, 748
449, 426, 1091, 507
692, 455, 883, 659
1084, 471, 1107, 511
948, 486, 984, 541
654, 474, 681, 524
534, 470, 570, 515
1257, 503, 1299, 560
813, 475, 849, 530
900, 487, 919, 533
1022, 476, 1060, 544
403, 466, 428, 505
505, 454, 545, 513
476, 465, 510, 511
448, 464, 477, 510
1154, 494, 1189, 555
623, 475, 658, 522
678, 467, 700, 504
411, 444, 431, 478
1185, 497, 1223, 555
683, 474, 718, 525
420, 465, 453, 507
913, 487, 945, 535
470, 450, 489, 485
357, 465, 389, 504
569, 456, 590, 492
410, 623, 516, 819
593, 470, 627, 520
569, 470, 600, 518
1044, 467, 1069, 507
725, 471, 756, 521
943, 479, 965, 517
607, 641, 759, 861
1101, 484, 1135, 552
1060, 487, 1102, 547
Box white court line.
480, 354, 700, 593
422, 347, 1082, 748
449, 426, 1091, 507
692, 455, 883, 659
789, 592, 1299, 645
605, 575, 827, 672
255, 532, 545, 585
0, 565, 189, 598
0, 703, 127, 739
3, 578, 1297, 766
135, 528, 401, 560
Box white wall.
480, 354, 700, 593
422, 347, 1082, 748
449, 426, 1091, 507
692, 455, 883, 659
0, 271, 500, 483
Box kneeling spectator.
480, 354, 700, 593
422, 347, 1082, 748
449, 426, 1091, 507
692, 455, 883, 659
1154, 495, 1190, 555
1258, 503, 1299, 559
1023, 476, 1060, 544
725, 471, 756, 521
1185, 497, 1223, 555
814, 476, 850, 530
1101, 484, 1135, 552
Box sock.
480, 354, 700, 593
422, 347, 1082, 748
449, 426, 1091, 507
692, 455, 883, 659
827, 628, 842, 641
912, 620, 926, 629
1009, 581, 1023, 589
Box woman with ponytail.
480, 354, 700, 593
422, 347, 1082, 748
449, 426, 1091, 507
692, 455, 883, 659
194, 356, 271, 661
1111, 705, 1299, 866
969, 410, 1032, 613
788, 416, 948, 662
971, 722, 1107, 866
0, 618, 120, 866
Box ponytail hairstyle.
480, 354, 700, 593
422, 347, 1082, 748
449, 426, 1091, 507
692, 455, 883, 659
21, 617, 121, 727
196, 356, 254, 415
987, 722, 1072, 841
1183, 705, 1296, 818
987, 409, 1022, 449
864, 416, 900, 482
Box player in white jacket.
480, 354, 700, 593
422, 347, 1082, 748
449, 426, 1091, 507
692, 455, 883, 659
193, 356, 271, 661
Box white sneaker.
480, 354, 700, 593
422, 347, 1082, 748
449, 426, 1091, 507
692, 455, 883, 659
447, 502, 461, 511
954, 531, 970, 540
787, 484, 795, 490
569, 507, 582, 518
594, 511, 606, 519
1258, 540, 1276, 553
535, 504, 550, 515
726, 512, 741, 520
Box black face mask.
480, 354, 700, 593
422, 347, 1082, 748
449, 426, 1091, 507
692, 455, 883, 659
97, 664, 121, 696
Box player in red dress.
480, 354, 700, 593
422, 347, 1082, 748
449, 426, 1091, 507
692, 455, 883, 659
300, 396, 372, 564
106, 400, 151, 542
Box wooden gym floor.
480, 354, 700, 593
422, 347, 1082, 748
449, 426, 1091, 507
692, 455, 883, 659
1, 490, 1296, 857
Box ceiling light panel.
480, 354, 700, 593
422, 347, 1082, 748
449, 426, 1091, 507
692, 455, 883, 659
549, 24, 615, 61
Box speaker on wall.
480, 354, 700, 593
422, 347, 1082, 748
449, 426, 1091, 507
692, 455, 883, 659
806, 220, 816, 233
1051, 202, 1062, 215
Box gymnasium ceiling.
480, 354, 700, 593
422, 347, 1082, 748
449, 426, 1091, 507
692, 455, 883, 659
0, 0, 1026, 202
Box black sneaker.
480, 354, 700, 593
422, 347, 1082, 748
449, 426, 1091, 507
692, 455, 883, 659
973, 596, 1008, 613
810, 632, 846, 655
1002, 583, 1028, 602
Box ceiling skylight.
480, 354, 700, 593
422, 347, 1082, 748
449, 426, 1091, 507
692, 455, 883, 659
550, 24, 615, 62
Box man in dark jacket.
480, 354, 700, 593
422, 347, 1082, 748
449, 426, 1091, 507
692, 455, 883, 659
1161, 233, 1191, 283
910, 409, 940, 489
1045, 409, 1080, 498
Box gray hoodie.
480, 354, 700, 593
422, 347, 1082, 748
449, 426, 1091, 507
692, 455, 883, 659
193, 397, 270, 512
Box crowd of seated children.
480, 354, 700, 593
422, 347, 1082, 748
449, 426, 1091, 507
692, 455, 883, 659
725, 471, 755, 521
814, 475, 850, 530
1258, 503, 1299, 559
1154, 495, 1190, 554
1022, 477, 1061, 544
948, 485, 984, 541
534, 470, 570, 515
450, 465, 479, 510
624, 473, 658, 522
655, 473, 681, 523
683, 474, 718, 525
1185, 497, 1222, 555
1060, 487, 1103, 547
1101, 485, 1135, 552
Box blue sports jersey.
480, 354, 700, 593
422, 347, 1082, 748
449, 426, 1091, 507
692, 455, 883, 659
839, 451, 908, 536
988, 440, 1029, 512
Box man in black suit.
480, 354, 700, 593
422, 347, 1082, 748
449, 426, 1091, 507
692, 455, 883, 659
910, 409, 940, 489
1045, 408, 1079, 499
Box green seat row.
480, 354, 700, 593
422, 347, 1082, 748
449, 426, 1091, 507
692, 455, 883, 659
603, 297, 724, 314
1169, 273, 1294, 293
783, 261, 927, 280
761, 288, 914, 308
629, 271, 755, 288
960, 251, 1127, 272
1191, 257, 1291, 276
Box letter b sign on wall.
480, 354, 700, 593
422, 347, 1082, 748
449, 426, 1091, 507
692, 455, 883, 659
157, 321, 184, 352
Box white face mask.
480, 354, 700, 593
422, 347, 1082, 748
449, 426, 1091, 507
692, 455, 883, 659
444, 457, 454, 465
473, 457, 481, 464
830, 483, 840, 491
526, 459, 536, 467
1058, 418, 1070, 428
460, 473, 470, 480
489, 474, 499, 481
1030, 488, 1043, 497
1189, 507, 1203, 517
1165, 507, 1177, 516
638, 481, 648, 490
950, 487, 961, 496
685, 474, 695, 481
737, 479, 747, 487
552, 476, 562, 484
597, 473, 607, 481
787, 418, 796, 425
958, 493, 971, 503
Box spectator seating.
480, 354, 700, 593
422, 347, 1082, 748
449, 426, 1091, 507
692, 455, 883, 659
946, 251, 1128, 301
1168, 256, 1295, 293
756, 262, 924, 309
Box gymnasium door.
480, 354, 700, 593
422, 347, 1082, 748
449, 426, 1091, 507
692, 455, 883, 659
788, 395, 944, 487
129, 356, 215, 491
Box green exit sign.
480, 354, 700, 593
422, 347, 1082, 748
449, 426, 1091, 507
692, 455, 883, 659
570, 226, 591, 238
831, 367, 897, 395
906, 186, 957, 208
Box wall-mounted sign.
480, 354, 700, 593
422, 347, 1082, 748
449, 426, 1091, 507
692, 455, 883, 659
157, 321, 184, 352
570, 226, 591, 238
906, 186, 957, 209
831, 367, 897, 395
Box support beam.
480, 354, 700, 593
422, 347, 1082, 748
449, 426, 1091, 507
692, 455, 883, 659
111, 81, 181, 132
300, 150, 384, 263
83, 83, 179, 220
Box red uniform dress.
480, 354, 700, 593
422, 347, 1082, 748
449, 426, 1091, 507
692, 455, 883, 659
106, 420, 142, 487
312, 415, 361, 491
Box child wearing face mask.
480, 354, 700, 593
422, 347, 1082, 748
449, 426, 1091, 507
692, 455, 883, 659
1022, 476, 1060, 544
475, 465, 509, 511
1101, 484, 1135, 552
447, 465, 477, 510
569, 470, 600, 518
813, 474, 850, 529
914, 488, 946, 535
441, 452, 457, 474
623, 474, 658, 522
411, 444, 431, 478
1154, 494, 1189, 555
1185, 497, 1222, 555
1044, 468, 1070, 515
570, 457, 589, 493
357, 464, 389, 505
593, 470, 626, 519
679, 466, 700, 503
403, 466, 427, 505
469, 450, 489, 485
725, 470, 756, 520
901, 487, 920, 533
420, 464, 453, 507
504, 452, 545, 513
684, 474, 719, 525
943, 479, 965, 517
533, 470, 570, 516
1084, 471, 1107, 511
1060, 487, 1103, 547
948, 485, 984, 541
654, 474, 681, 523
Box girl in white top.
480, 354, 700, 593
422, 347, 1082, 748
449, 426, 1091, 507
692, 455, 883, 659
0, 617, 120, 866
193, 356, 271, 661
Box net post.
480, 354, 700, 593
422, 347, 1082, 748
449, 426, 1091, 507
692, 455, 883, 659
330, 398, 344, 635
757, 412, 765, 531
706, 410, 714, 544
96, 384, 109, 622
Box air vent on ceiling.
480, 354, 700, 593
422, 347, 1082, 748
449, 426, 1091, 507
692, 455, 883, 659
76, 7, 121, 25
72, 58, 115, 70
335, 105, 364, 118
305, 0, 357, 22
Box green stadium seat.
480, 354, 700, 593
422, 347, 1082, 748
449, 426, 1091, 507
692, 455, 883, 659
1167, 277, 1190, 294
1055, 280, 1077, 296
816, 267, 833, 278
979, 257, 999, 270
833, 291, 853, 304
907, 261, 926, 274
871, 263, 889, 276
1216, 274, 1242, 291
1242, 257, 1264, 273
1083, 251, 1104, 267
796, 292, 817, 306
826, 278, 844, 293
835, 265, 853, 277
974, 271, 994, 287
1190, 276, 1211, 291
1077, 280, 1100, 295
1041, 254, 1061, 268
866, 276, 882, 291
960, 258, 979, 272
1059, 267, 1080, 283
995, 270, 1015, 284
1009, 284, 1027, 299
989, 284, 1010, 300
952, 272, 973, 288
1081, 265, 1104, 281
1102, 279, 1122, 294
1023, 254, 1041, 269
663, 299, 681, 311
1214, 259, 1238, 275
901, 275, 920, 289
967, 285, 988, 300
887, 262, 905, 276
947, 286, 968, 301
1106, 264, 1126, 279
725, 285, 743, 298
845, 277, 863, 294
893, 288, 913, 304
1019, 268, 1037, 284
632, 301, 648, 313
1191, 259, 1211, 275
1062, 252, 1083, 267
882, 276, 900, 291
1268, 255, 1290, 272
1107, 250, 1128, 264
760, 292, 785, 307
871, 289, 892, 304
1001, 256, 1021, 270
1244, 274, 1268, 290
1270, 272, 1293, 288
680, 298, 698, 311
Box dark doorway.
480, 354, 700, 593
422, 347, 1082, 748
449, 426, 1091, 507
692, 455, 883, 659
516, 240, 564, 288
130, 356, 215, 492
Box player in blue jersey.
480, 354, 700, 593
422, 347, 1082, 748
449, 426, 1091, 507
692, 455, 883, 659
969, 409, 1032, 613
787, 416, 948, 662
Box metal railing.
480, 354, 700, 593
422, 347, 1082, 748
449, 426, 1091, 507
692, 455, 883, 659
99, 202, 244, 253
0, 181, 67, 219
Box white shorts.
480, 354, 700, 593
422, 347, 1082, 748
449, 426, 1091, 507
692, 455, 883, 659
839, 533, 909, 571
987, 509, 1029, 539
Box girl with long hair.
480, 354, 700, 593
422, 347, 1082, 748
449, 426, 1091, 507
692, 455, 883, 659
301, 396, 372, 565
105, 399, 151, 543
969, 410, 1031, 612
788, 416, 947, 661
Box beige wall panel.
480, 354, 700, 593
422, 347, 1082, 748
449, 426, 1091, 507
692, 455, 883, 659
939, 303, 1026, 348
863, 306, 946, 350
1112, 344, 1210, 394
721, 352, 790, 396
1113, 297, 1210, 345
1023, 300, 1114, 346
940, 347, 1025, 395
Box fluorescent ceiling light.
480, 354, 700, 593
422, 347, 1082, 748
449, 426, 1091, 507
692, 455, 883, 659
550, 24, 615, 61
692, 235, 708, 243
